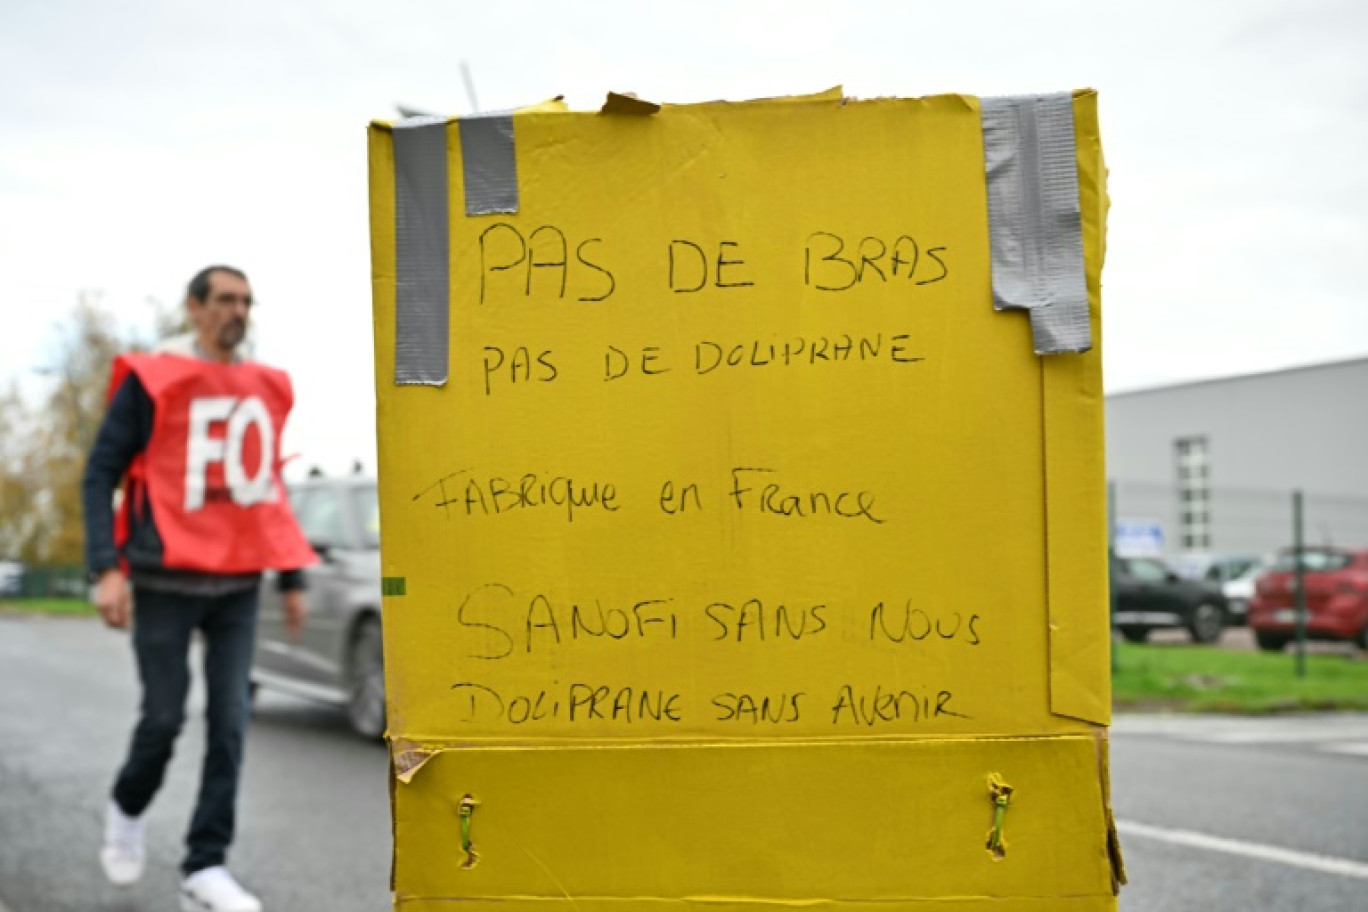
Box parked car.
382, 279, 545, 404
253, 476, 386, 738
1170, 552, 1264, 626
1247, 547, 1368, 652
1172, 552, 1262, 585
1112, 555, 1229, 644
1221, 558, 1270, 625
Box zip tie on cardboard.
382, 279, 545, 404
459, 114, 519, 215
392, 115, 450, 386
986, 773, 1014, 859
980, 93, 1091, 355
458, 794, 480, 869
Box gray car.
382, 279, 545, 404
253, 476, 386, 738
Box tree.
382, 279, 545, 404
22, 293, 128, 564
0, 380, 40, 560
147, 294, 189, 341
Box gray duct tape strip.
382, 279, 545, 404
393, 115, 450, 386
981, 93, 1091, 355
458, 114, 519, 215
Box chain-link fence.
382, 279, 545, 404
0, 564, 87, 600
1110, 481, 1368, 565
1109, 481, 1368, 669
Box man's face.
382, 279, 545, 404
190, 271, 253, 354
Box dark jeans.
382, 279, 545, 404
112, 585, 259, 875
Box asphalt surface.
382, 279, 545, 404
2, 612, 1366, 912
0, 612, 390, 912
1111, 714, 1368, 911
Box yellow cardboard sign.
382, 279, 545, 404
369, 89, 1118, 910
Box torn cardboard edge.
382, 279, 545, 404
369, 95, 570, 132
374, 86, 847, 130
392, 738, 440, 784
1093, 730, 1128, 892
388, 751, 399, 891
374, 85, 1054, 131
600, 92, 661, 116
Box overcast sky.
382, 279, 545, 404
2, 0, 1364, 474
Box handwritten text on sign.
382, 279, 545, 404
473, 224, 949, 396
446, 581, 982, 729
414, 467, 885, 525
410, 197, 1004, 736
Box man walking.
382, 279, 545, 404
83, 265, 316, 912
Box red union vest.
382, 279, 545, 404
109, 352, 317, 574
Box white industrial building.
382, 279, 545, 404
1105, 356, 1368, 561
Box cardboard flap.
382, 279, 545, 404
1044, 91, 1110, 726
600, 92, 661, 116
395, 738, 1115, 905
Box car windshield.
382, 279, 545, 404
1122, 558, 1171, 582
1269, 550, 1352, 573
1203, 558, 1258, 582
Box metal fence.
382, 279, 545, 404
1110, 481, 1368, 564
1109, 481, 1368, 673
0, 564, 88, 600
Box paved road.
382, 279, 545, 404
3, 613, 1366, 911
0, 613, 390, 912
1111, 713, 1368, 911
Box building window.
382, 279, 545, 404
1175, 436, 1211, 551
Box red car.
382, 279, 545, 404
1248, 547, 1368, 651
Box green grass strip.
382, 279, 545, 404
0, 598, 97, 617
1113, 642, 1368, 713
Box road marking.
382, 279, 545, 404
1117, 819, 1368, 881
1113, 715, 1368, 749
1322, 741, 1368, 757
1175, 730, 1368, 745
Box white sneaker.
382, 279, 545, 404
99, 799, 145, 886
180, 865, 263, 912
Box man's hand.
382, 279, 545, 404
93, 569, 132, 629
283, 589, 308, 639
